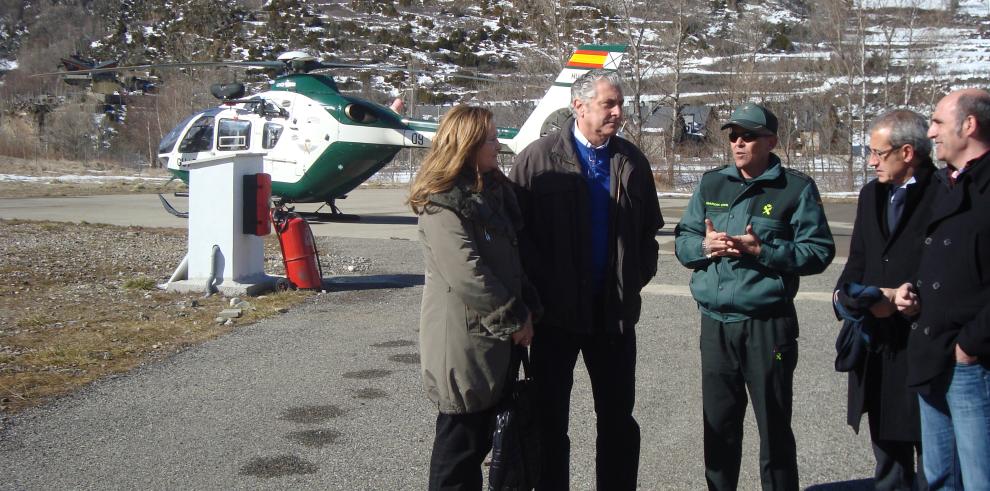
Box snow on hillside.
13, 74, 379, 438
859, 0, 954, 9
859, 0, 988, 14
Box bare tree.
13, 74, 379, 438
704, 4, 775, 172
42, 109, 102, 160
604, 0, 705, 187
608, 0, 652, 149
513, 0, 575, 71
656, 0, 703, 185
812, 0, 867, 189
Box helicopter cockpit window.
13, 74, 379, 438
217, 119, 251, 151
178, 116, 215, 153
158, 114, 195, 153
263, 123, 284, 149
344, 103, 379, 124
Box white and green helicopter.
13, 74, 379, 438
64, 44, 627, 219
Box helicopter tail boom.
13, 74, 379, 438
506, 44, 627, 154
390, 44, 626, 156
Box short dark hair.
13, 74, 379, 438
869, 109, 932, 161
955, 90, 990, 141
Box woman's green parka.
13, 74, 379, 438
417, 175, 541, 414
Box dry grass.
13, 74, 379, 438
0, 220, 312, 414
0, 180, 183, 199
0, 156, 183, 199
0, 290, 308, 413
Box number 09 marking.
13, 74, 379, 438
410, 132, 425, 146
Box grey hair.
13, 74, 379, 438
955, 90, 990, 141
869, 109, 932, 159
569, 69, 623, 117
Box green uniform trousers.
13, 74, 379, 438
700, 313, 800, 491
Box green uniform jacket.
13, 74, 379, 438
674, 155, 835, 322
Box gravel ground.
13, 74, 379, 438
0, 219, 379, 416
0, 232, 877, 490
0, 178, 874, 489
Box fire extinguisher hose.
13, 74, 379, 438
307, 222, 325, 282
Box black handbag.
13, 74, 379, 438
488, 347, 540, 491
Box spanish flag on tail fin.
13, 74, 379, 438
506, 44, 628, 154
566, 46, 626, 70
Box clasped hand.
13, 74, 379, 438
869, 283, 921, 319
703, 218, 762, 258
892, 282, 919, 317
511, 312, 534, 347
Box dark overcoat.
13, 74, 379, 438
836, 162, 937, 441
508, 118, 663, 336
909, 151, 990, 393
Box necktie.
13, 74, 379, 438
887, 187, 906, 235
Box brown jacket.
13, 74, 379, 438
509, 118, 663, 335
417, 174, 541, 413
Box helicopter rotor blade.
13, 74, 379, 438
315, 64, 495, 83
441, 72, 497, 83
32, 60, 285, 77
32, 52, 496, 83
407, 69, 496, 83
315, 61, 408, 71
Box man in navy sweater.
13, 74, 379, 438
510, 70, 663, 490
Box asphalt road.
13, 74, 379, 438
0, 189, 871, 490
0, 188, 857, 259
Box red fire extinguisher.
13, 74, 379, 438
272, 209, 324, 289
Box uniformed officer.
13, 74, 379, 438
674, 103, 835, 490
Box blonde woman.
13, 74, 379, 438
409, 105, 540, 490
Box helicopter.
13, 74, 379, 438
51, 44, 628, 220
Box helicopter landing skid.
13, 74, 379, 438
158, 193, 189, 218
295, 210, 361, 223
294, 200, 360, 223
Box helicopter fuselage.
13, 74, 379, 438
158, 73, 517, 204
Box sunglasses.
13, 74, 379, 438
728, 131, 765, 143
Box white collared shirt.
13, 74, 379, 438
890, 176, 916, 204
572, 122, 610, 151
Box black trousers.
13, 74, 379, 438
428, 408, 497, 491
867, 411, 926, 491
700, 314, 799, 491
530, 322, 639, 491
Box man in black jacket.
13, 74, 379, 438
901, 88, 990, 489
835, 109, 935, 490
509, 70, 663, 490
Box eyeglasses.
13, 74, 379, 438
728, 131, 764, 143
868, 146, 902, 159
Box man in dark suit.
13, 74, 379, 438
836, 109, 935, 490
899, 88, 990, 489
